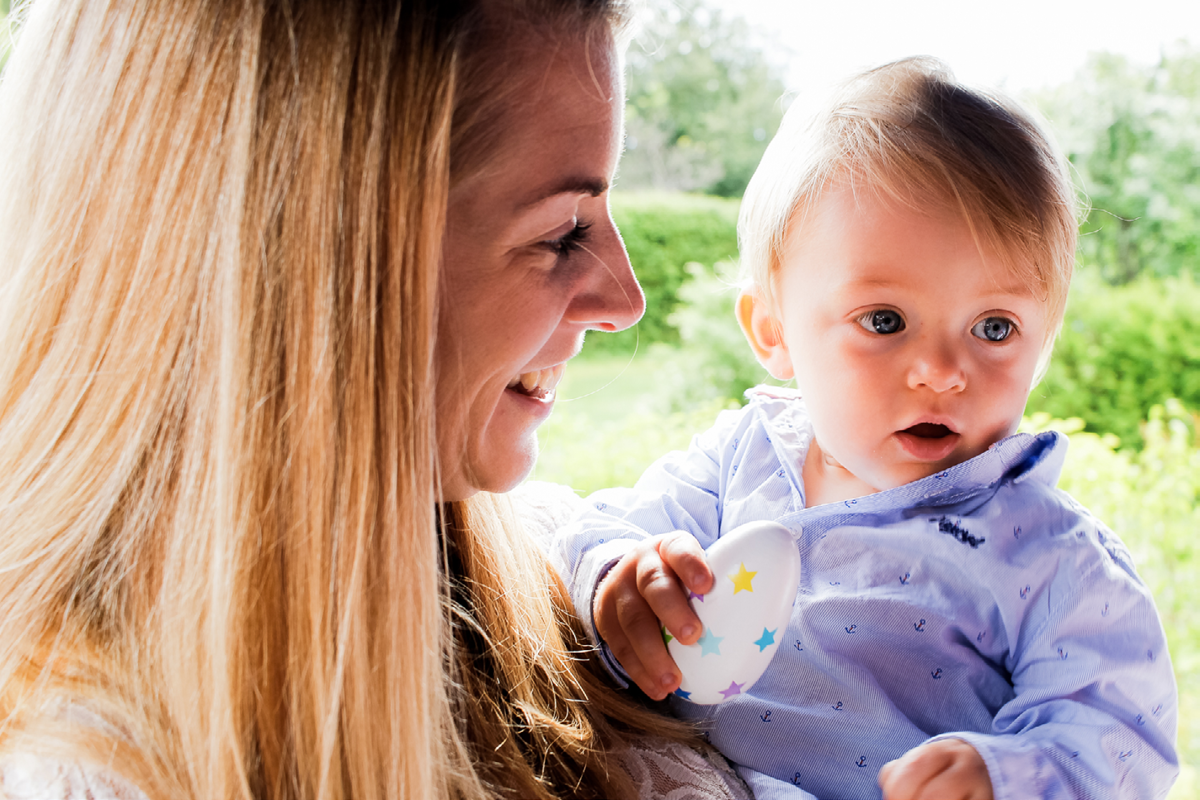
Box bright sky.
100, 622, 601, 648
706, 0, 1200, 108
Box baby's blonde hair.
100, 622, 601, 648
739, 57, 1077, 375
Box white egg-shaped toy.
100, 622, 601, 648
666, 521, 800, 705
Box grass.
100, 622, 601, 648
532, 350, 738, 491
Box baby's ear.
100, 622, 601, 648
735, 287, 794, 380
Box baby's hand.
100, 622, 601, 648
593, 531, 714, 700
878, 739, 993, 800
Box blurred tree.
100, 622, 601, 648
1036, 43, 1200, 283
619, 0, 787, 197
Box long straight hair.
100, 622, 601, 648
0, 1, 687, 798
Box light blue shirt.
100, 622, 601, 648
550, 387, 1178, 800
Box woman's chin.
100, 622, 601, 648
440, 420, 545, 502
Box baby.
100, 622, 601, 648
551, 58, 1178, 800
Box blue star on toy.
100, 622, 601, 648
673, 687, 692, 700
697, 627, 724, 657
754, 627, 777, 652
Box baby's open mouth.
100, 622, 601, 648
506, 364, 565, 401
902, 423, 954, 439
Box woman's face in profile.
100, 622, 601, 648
436, 32, 644, 501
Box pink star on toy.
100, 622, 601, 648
719, 680, 745, 699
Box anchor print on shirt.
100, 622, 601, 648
760, 710, 773, 723
856, 756, 868, 768
844, 624, 857, 634
899, 572, 911, 585
914, 619, 926, 632
931, 668, 944, 679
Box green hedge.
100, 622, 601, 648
583, 191, 739, 355
1028, 272, 1200, 446
592, 193, 1199, 448
646, 261, 1200, 446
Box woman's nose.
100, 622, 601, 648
907, 340, 967, 393
565, 219, 645, 333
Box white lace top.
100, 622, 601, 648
0, 741, 749, 800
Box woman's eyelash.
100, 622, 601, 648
542, 222, 591, 258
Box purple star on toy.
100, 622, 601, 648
688, 590, 705, 602
719, 680, 745, 700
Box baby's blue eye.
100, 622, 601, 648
972, 317, 1014, 342
859, 309, 905, 335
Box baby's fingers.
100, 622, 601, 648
594, 547, 681, 699
879, 739, 991, 800
656, 530, 714, 597
638, 534, 703, 646
610, 580, 681, 699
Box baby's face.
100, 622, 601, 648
768, 186, 1049, 495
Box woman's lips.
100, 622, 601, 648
895, 422, 959, 461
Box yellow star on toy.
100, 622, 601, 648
729, 562, 757, 594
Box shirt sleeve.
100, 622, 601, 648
547, 407, 746, 680
930, 531, 1179, 800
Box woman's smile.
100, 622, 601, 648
506, 363, 566, 401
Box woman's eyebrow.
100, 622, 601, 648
519, 177, 608, 208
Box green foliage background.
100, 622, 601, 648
620, 0, 785, 197
587, 191, 740, 354
0, 3, 10, 73
1028, 273, 1200, 446
608, 194, 1200, 447
1036, 44, 1200, 285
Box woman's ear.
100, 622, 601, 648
736, 288, 794, 380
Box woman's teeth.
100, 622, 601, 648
507, 364, 565, 400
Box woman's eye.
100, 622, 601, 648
858, 309, 905, 335
540, 221, 591, 259
972, 316, 1014, 342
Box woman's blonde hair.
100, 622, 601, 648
740, 57, 1078, 374
0, 1, 686, 798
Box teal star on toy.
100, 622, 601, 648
698, 627, 724, 657
754, 627, 777, 652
